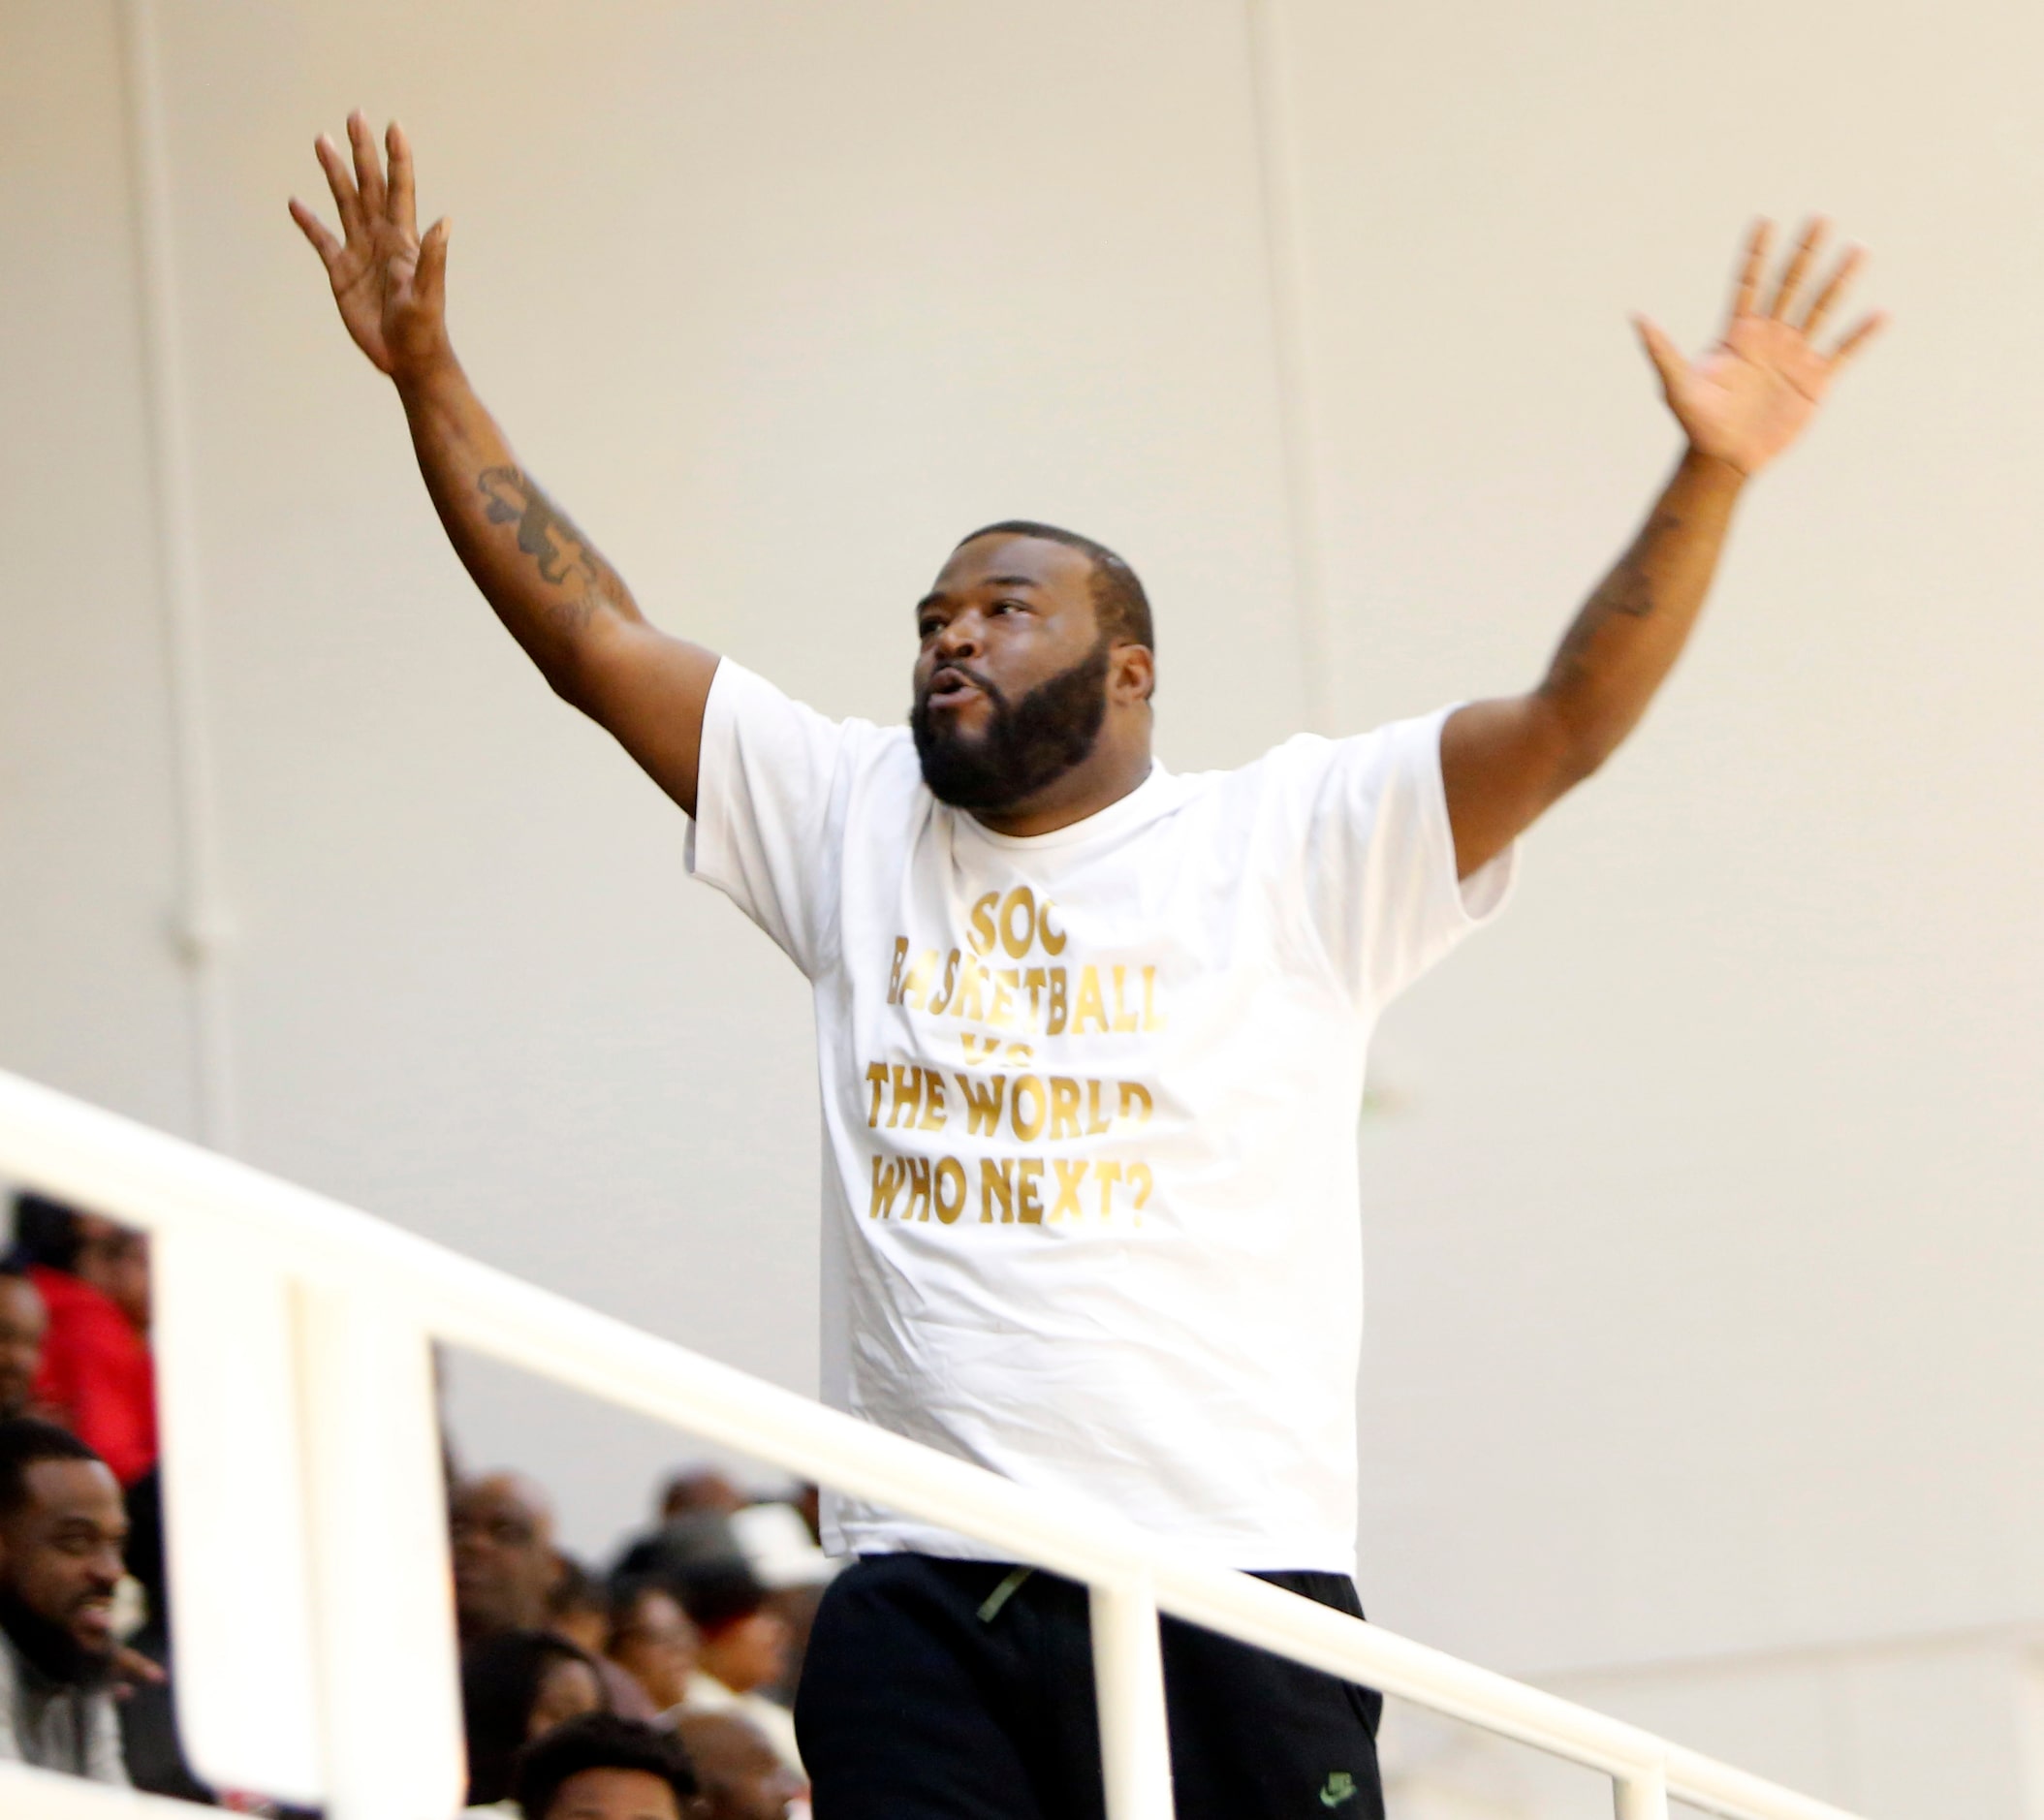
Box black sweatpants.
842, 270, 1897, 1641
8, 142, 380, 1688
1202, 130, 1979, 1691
794, 1555, 1384, 1820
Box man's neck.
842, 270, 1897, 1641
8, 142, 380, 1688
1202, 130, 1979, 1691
969, 749, 1154, 838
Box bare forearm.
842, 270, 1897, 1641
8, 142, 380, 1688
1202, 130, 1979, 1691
394, 353, 642, 700
1537, 448, 1745, 779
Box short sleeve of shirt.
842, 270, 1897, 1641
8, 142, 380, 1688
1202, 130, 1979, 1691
686, 659, 868, 980
1274, 706, 1516, 1016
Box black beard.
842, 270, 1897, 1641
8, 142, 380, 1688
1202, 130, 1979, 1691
0, 1585, 114, 1689
911, 638, 1112, 810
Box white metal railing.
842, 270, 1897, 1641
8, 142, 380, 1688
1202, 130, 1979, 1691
0, 1069, 1864, 1820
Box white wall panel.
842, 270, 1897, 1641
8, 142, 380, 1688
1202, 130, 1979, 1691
0, 0, 195, 1134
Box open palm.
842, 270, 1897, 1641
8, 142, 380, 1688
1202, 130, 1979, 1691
288, 113, 449, 381
1636, 219, 1885, 477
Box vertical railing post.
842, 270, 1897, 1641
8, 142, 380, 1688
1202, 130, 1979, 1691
153, 1225, 324, 1803
298, 1284, 465, 1820
1614, 1760, 1671, 1820
1090, 1569, 1176, 1820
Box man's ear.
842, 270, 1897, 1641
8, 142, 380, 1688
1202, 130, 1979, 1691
1111, 643, 1155, 706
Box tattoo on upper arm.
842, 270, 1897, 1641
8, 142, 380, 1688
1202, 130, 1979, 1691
477, 465, 610, 630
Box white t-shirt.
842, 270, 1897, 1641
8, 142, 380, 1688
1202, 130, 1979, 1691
688, 660, 1513, 1570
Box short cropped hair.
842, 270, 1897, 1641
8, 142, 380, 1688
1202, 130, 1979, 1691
9, 1192, 81, 1273
0, 1417, 101, 1518
956, 519, 1154, 654
511, 1710, 699, 1819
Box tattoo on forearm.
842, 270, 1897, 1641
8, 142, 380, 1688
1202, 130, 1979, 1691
477, 466, 607, 628
1551, 509, 1682, 686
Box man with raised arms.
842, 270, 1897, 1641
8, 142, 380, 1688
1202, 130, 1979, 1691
291, 114, 1881, 1820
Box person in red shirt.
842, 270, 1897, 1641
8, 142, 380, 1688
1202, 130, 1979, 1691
10, 1197, 156, 1489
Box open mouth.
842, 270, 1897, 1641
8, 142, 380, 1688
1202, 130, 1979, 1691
927, 665, 989, 707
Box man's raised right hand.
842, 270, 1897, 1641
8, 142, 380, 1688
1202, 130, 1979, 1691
289, 112, 450, 384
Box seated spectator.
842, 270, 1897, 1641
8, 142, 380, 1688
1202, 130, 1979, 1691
453, 1471, 566, 1643
0, 1417, 128, 1782
10, 1196, 156, 1486
659, 1467, 744, 1521
605, 1579, 699, 1716
553, 1553, 658, 1723
724, 1504, 836, 1709
510, 1711, 699, 1820
0, 1270, 47, 1422
461, 1628, 608, 1810
676, 1559, 801, 1777
675, 1710, 807, 1820
548, 1553, 610, 1657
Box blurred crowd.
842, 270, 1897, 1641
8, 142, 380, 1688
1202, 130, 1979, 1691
0, 1190, 821, 1820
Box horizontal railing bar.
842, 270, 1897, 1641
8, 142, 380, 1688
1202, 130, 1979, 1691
0, 1071, 1864, 1820
0, 1764, 201, 1817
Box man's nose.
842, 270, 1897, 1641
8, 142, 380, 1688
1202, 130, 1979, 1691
933, 612, 982, 659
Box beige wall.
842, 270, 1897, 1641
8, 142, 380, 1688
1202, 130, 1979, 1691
4, 2, 2041, 1812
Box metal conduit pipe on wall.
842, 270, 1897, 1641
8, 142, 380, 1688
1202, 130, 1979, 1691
115, 0, 238, 1152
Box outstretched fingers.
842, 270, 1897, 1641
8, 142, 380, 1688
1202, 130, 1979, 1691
1826, 309, 1889, 371
1632, 314, 1688, 399
287, 196, 342, 267
416, 217, 452, 310
1764, 216, 1829, 320
385, 120, 417, 237
1727, 218, 1771, 329
1798, 244, 1864, 338
314, 132, 365, 241
346, 110, 386, 222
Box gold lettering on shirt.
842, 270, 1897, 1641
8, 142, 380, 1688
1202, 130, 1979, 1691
869, 1155, 906, 1220
928, 949, 960, 1015
1010, 1075, 1047, 1143
870, 902, 1166, 1241
968, 893, 999, 957
953, 955, 988, 1023
1094, 1159, 1123, 1217
1085, 1079, 1111, 1136
1048, 1077, 1081, 1141
1015, 1159, 1045, 1224
1072, 965, 1109, 1035
957, 1073, 1005, 1134
901, 950, 938, 1011
1051, 1158, 1087, 1221
1038, 900, 1068, 956
887, 1064, 922, 1129
981, 1158, 1015, 1222
933, 1157, 967, 1224
998, 886, 1036, 959
1111, 964, 1140, 1033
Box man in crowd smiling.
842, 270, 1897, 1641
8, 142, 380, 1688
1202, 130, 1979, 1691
0, 1417, 129, 1781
